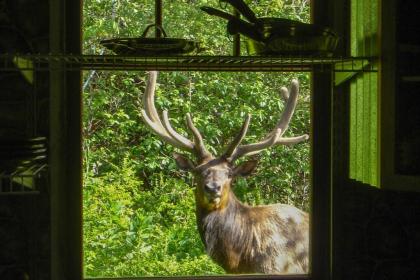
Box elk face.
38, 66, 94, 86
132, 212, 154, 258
195, 160, 232, 209
173, 154, 258, 210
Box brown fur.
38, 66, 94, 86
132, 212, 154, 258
173, 154, 309, 274
190, 161, 309, 274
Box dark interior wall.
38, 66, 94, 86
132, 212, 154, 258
0, 0, 49, 138
332, 0, 420, 278
0, 0, 50, 279
334, 183, 420, 280
0, 193, 50, 280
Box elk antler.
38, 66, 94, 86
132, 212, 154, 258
140, 71, 212, 159
223, 79, 309, 162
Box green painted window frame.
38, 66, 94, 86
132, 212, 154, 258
348, 0, 379, 187
347, 0, 420, 191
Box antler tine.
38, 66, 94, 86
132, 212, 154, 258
142, 71, 161, 125
229, 79, 309, 161
141, 71, 195, 152
162, 110, 196, 148
223, 114, 251, 160
186, 113, 212, 158
229, 128, 283, 161
257, 81, 298, 141
274, 80, 299, 137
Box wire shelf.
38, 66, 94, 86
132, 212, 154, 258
0, 54, 377, 72
0, 163, 47, 195
0, 137, 48, 195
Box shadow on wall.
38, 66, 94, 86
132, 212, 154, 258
0, 0, 50, 280
335, 181, 420, 280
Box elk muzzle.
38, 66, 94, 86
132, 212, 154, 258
204, 182, 222, 203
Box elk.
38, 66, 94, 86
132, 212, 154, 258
140, 71, 309, 274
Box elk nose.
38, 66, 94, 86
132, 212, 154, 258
204, 183, 221, 195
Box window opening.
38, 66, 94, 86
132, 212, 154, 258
82, 70, 311, 278
82, 0, 311, 278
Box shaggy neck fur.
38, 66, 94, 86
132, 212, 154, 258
196, 190, 262, 273
195, 189, 309, 274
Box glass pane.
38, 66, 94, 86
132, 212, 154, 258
82, 0, 311, 277
82, 70, 311, 277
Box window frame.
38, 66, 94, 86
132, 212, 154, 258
379, 0, 420, 191
49, 0, 334, 279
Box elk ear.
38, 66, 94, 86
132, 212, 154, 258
173, 152, 195, 171
233, 160, 258, 177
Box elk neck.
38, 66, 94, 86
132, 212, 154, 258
195, 189, 266, 272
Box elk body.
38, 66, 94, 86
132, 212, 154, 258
141, 71, 309, 274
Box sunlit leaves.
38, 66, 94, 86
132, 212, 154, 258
83, 163, 223, 276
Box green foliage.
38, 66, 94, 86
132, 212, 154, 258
83, 0, 310, 277
83, 0, 310, 56
83, 160, 224, 276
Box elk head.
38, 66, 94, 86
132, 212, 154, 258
140, 71, 309, 212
